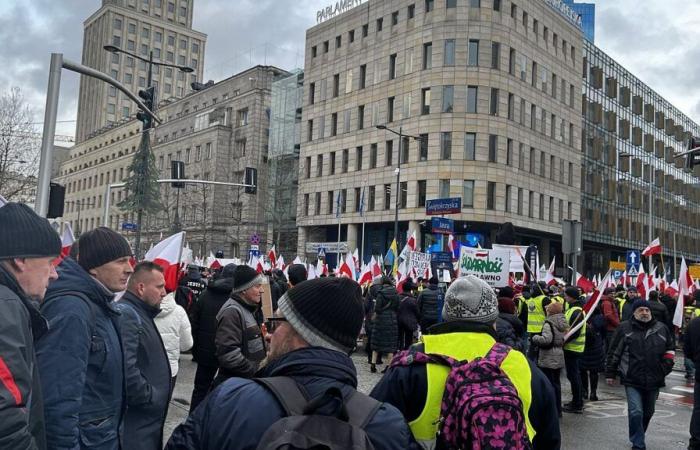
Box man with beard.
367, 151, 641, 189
165, 277, 412, 450
606, 299, 675, 450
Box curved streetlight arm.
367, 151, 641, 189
375, 125, 421, 140
105, 45, 194, 73
62, 58, 162, 124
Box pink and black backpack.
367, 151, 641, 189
390, 342, 532, 450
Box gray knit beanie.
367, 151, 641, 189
443, 275, 498, 324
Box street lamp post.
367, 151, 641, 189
619, 152, 654, 269
103, 45, 193, 260
375, 125, 421, 252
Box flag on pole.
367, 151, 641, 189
335, 191, 343, 219
447, 234, 460, 260
370, 256, 382, 278
564, 271, 611, 340
337, 253, 354, 279
544, 257, 556, 286
399, 231, 417, 260
674, 257, 694, 328
61, 223, 75, 258
276, 255, 285, 270
385, 239, 398, 274
293, 256, 303, 265
636, 264, 648, 300
642, 237, 662, 256
268, 245, 277, 266
571, 269, 595, 293
358, 263, 373, 285
145, 232, 186, 292
307, 263, 318, 280
359, 187, 366, 217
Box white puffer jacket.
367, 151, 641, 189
154, 293, 193, 376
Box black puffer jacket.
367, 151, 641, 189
371, 285, 400, 354
496, 313, 525, 352
606, 318, 675, 390
417, 284, 440, 329
190, 277, 233, 367
648, 299, 672, 333
397, 293, 420, 331
580, 311, 606, 372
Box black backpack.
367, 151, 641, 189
254, 377, 381, 450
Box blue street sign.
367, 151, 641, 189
612, 269, 623, 280
121, 222, 137, 231
426, 197, 462, 215
431, 217, 454, 234
318, 247, 326, 258
626, 250, 641, 274
431, 252, 453, 264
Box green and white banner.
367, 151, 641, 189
458, 247, 510, 287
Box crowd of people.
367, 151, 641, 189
3, 201, 700, 449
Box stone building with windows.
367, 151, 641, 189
297, 0, 584, 266
580, 40, 700, 273
76, 0, 207, 143
54, 65, 289, 258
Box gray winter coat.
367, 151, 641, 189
531, 313, 568, 369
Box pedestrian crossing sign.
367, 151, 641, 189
627, 266, 639, 277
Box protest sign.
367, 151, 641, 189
458, 247, 510, 287
407, 251, 431, 277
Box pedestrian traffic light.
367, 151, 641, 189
47, 182, 65, 219
686, 136, 700, 170
244, 167, 257, 194
136, 86, 156, 130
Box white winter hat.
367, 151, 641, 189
442, 275, 498, 324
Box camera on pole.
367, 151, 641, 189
136, 86, 155, 130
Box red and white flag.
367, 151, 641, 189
353, 248, 360, 271
642, 238, 662, 256
544, 258, 556, 286
666, 280, 679, 298
337, 253, 355, 279
276, 255, 285, 270
358, 263, 373, 285
306, 263, 318, 280
674, 257, 695, 328
315, 259, 328, 277
399, 231, 417, 260
145, 232, 185, 292
268, 245, 277, 266
574, 271, 595, 293
370, 256, 382, 278
565, 271, 611, 340
636, 264, 649, 300
61, 223, 75, 257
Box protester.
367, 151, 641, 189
526, 282, 551, 360
417, 276, 440, 331
369, 275, 400, 373
580, 304, 606, 402
397, 280, 420, 350
371, 275, 560, 449
166, 277, 413, 449
0, 203, 60, 449
599, 290, 620, 349
154, 290, 193, 400
37, 227, 132, 449
269, 268, 288, 310
495, 295, 525, 352
684, 297, 700, 449
620, 287, 640, 321
606, 299, 675, 449
212, 265, 266, 386
562, 286, 586, 413
117, 261, 171, 449
684, 291, 700, 383
648, 290, 671, 331
176, 265, 206, 313
286, 263, 308, 287
531, 301, 568, 417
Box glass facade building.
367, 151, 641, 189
563, 0, 595, 42
581, 40, 700, 274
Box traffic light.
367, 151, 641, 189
244, 167, 257, 194
686, 136, 700, 170
171, 160, 185, 188
47, 183, 65, 219
136, 86, 156, 130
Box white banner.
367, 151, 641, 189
458, 247, 511, 287
491, 244, 539, 274
407, 251, 431, 277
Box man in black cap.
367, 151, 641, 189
189, 263, 237, 412
0, 203, 61, 449
212, 265, 266, 386
287, 263, 308, 288
37, 227, 133, 449
166, 277, 413, 450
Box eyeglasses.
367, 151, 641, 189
265, 317, 287, 334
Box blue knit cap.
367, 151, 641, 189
631, 299, 650, 313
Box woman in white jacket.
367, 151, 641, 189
155, 292, 193, 399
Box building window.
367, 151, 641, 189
336, 35, 341, 48
467, 86, 478, 113
539, 194, 545, 220
468, 40, 479, 66
421, 87, 431, 115
401, 136, 409, 163
354, 188, 362, 212
389, 54, 397, 79
517, 188, 523, 215
464, 133, 476, 160
447, 0, 457, 7
362, 24, 369, 37
490, 88, 499, 115
330, 151, 336, 174
330, 113, 338, 136
327, 191, 334, 214
317, 155, 323, 177
529, 147, 535, 173
387, 96, 395, 122
540, 151, 546, 176
439, 179, 450, 198
487, 182, 496, 210
463, 180, 474, 207
384, 184, 391, 210
358, 105, 365, 130
494, 0, 501, 11
349, 29, 355, 42
491, 42, 500, 69
426, 0, 434, 12
505, 185, 512, 212
568, 162, 573, 186
399, 182, 407, 208
359, 64, 367, 89
309, 83, 315, 105
423, 42, 433, 69
370, 144, 378, 168
342, 149, 349, 173
237, 108, 249, 126
470, 0, 480, 6
409, 4, 416, 18
444, 39, 456, 66
507, 93, 514, 120
488, 135, 497, 162
440, 132, 452, 160
419, 134, 429, 160
356, 146, 363, 171
442, 85, 454, 113
417, 180, 427, 206
333, 74, 340, 97
386, 140, 394, 166
368, 186, 376, 211
392, 11, 399, 26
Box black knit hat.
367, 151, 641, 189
0, 203, 61, 259
74, 227, 132, 271
278, 277, 364, 354
231, 265, 264, 293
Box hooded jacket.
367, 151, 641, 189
154, 293, 193, 376
190, 277, 233, 367
531, 313, 568, 369
417, 283, 440, 329
495, 314, 525, 352
117, 291, 171, 450
606, 317, 675, 390
165, 347, 413, 450
37, 257, 125, 450
0, 264, 48, 450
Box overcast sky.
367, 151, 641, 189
1, 0, 699, 139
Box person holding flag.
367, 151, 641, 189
562, 286, 586, 414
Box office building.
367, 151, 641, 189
563, 0, 594, 42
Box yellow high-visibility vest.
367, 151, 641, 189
526, 295, 547, 333
564, 306, 586, 353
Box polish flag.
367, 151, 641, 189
544, 258, 556, 286
565, 271, 611, 340
370, 256, 382, 278
276, 255, 285, 270
636, 264, 649, 299
575, 272, 595, 293
61, 223, 75, 257
399, 231, 417, 260
145, 232, 185, 292
358, 263, 373, 285
315, 259, 327, 277
268, 245, 277, 266
353, 248, 360, 271
642, 238, 662, 256
448, 234, 460, 260
337, 253, 355, 279
674, 257, 695, 328
247, 255, 264, 274
666, 280, 679, 298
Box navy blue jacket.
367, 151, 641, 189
166, 347, 413, 450
370, 321, 561, 450
36, 257, 125, 450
